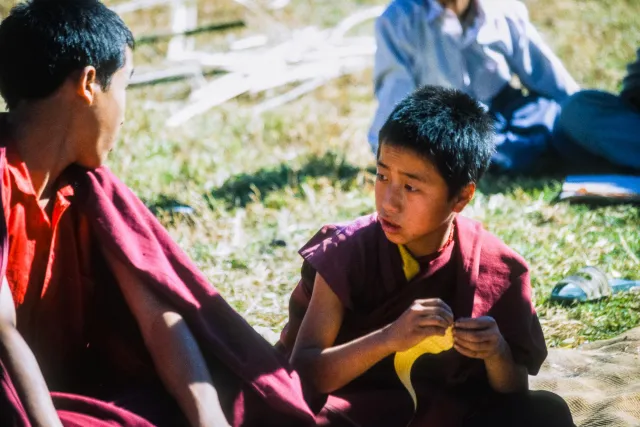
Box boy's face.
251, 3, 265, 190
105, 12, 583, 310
375, 144, 471, 257
75, 47, 133, 169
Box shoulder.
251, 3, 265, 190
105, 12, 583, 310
457, 216, 533, 322
299, 213, 381, 259
380, 0, 423, 19
298, 214, 383, 309
377, 0, 425, 31
482, 228, 528, 280
457, 215, 528, 281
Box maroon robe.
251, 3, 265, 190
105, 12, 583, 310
0, 143, 316, 427
278, 213, 547, 427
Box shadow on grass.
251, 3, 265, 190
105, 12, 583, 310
477, 172, 564, 196
210, 152, 371, 207
211, 152, 568, 206
145, 194, 194, 215
478, 168, 640, 206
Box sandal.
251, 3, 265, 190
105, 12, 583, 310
550, 266, 640, 303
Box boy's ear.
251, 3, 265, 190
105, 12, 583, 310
75, 66, 98, 105
452, 182, 476, 213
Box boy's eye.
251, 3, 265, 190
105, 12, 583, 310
405, 184, 418, 192
376, 173, 388, 182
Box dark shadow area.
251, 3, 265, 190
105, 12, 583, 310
210, 152, 370, 207
479, 147, 639, 197
477, 172, 563, 196
145, 195, 194, 215
143, 195, 196, 227
557, 198, 640, 207
478, 173, 640, 206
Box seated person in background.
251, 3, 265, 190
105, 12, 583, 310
368, 0, 579, 173
279, 86, 575, 427
0, 1, 314, 426
553, 47, 640, 172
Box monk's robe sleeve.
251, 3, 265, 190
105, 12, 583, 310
490, 268, 547, 375
299, 222, 370, 311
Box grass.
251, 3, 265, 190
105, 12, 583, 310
1, 0, 639, 348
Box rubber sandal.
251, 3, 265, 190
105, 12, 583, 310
551, 266, 640, 303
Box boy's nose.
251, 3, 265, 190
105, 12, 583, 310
382, 186, 402, 214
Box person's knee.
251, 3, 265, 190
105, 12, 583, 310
554, 90, 620, 150
527, 390, 574, 426
562, 89, 623, 116
558, 90, 609, 128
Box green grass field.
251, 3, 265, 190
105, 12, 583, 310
2, 0, 639, 347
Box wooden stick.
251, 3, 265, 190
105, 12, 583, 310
329, 6, 384, 42
231, 0, 289, 35
168, 0, 198, 60
129, 64, 206, 86
153, 5, 381, 125
167, 74, 251, 127
135, 21, 245, 45
253, 77, 327, 114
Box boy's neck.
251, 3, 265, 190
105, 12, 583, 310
6, 102, 76, 201
439, 0, 474, 21
404, 217, 456, 258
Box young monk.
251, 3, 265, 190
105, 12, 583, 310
279, 86, 575, 427
0, 1, 314, 426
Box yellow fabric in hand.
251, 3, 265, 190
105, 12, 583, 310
395, 245, 454, 409
393, 326, 454, 410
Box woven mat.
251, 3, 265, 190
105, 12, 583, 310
531, 327, 640, 427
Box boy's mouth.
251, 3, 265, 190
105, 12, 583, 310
380, 217, 402, 234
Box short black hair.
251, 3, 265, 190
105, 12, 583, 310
378, 86, 495, 197
0, 0, 134, 110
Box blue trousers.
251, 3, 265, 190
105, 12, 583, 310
489, 86, 562, 173
553, 90, 640, 171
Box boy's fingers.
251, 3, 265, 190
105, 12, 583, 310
453, 328, 495, 343
414, 306, 454, 324
453, 342, 484, 359
418, 326, 447, 337
416, 315, 450, 329
453, 336, 491, 352
415, 299, 453, 315
454, 316, 496, 330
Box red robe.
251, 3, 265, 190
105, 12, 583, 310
0, 139, 316, 427
279, 213, 548, 427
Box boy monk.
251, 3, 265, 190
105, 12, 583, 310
0, 1, 314, 426
279, 86, 575, 427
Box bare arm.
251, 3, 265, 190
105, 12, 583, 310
453, 317, 528, 393
506, 2, 579, 103
484, 341, 528, 393
290, 273, 393, 393
0, 278, 63, 427
291, 273, 452, 394
104, 251, 230, 427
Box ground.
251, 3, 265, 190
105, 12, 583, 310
1, 0, 639, 347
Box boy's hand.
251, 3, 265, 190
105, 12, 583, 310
453, 317, 508, 360
384, 299, 454, 352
